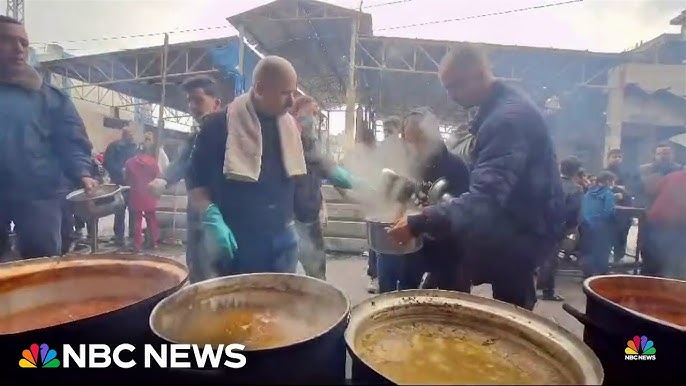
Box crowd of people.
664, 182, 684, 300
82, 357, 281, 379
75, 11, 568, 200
2, 14, 684, 313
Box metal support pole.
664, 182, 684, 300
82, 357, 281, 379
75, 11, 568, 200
343, 3, 361, 152
155, 33, 170, 158
238, 24, 246, 76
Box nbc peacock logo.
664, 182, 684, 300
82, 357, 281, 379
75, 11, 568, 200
624, 335, 656, 361
19, 343, 61, 368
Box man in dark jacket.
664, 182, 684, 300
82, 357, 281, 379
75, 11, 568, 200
389, 44, 565, 310
0, 16, 97, 259
538, 156, 584, 301
389, 107, 471, 293
603, 148, 635, 263
103, 126, 138, 245
291, 95, 352, 280
148, 75, 221, 283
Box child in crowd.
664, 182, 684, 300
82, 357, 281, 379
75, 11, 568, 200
125, 135, 161, 251
580, 171, 617, 277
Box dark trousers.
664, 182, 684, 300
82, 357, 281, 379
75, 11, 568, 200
184, 208, 205, 284
1, 220, 12, 255
295, 220, 327, 280
581, 221, 612, 277
465, 238, 542, 311
113, 191, 134, 241
367, 249, 378, 279
538, 246, 559, 296
0, 199, 62, 259
202, 224, 299, 278
61, 200, 76, 255
612, 218, 632, 262
642, 224, 686, 279
376, 252, 424, 293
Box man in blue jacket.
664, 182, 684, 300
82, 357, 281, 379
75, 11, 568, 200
0, 16, 97, 259
148, 75, 221, 283
389, 44, 565, 310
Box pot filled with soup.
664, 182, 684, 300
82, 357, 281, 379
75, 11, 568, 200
0, 253, 187, 382
563, 275, 686, 385
149, 273, 350, 384
347, 289, 603, 385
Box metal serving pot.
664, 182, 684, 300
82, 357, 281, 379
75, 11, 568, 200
66, 184, 129, 219
563, 275, 686, 384
426, 177, 454, 205
0, 253, 187, 384
366, 219, 423, 255
346, 289, 603, 385
149, 273, 350, 385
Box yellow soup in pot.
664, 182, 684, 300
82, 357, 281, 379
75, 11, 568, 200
174, 306, 319, 350
355, 320, 569, 385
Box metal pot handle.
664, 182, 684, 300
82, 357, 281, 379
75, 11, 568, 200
562, 303, 591, 326
562, 302, 619, 335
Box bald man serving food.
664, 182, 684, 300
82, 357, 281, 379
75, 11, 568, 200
188, 56, 308, 276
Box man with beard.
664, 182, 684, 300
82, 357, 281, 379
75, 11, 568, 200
639, 142, 684, 277
148, 75, 221, 283
103, 126, 138, 246
188, 56, 308, 275
603, 148, 635, 264
0, 16, 97, 259
377, 107, 470, 293
389, 44, 565, 310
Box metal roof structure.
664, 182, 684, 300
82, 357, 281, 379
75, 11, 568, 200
39, 37, 240, 126
227, 0, 373, 108
227, 0, 626, 125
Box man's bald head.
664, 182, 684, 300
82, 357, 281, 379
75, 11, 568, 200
438, 43, 494, 108
252, 56, 298, 116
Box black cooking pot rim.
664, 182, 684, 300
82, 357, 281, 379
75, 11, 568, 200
582, 274, 686, 332
0, 253, 189, 336
149, 273, 352, 353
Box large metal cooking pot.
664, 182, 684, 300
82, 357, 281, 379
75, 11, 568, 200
347, 290, 603, 385
367, 220, 423, 255
0, 253, 187, 384
563, 275, 686, 384
66, 184, 129, 219
149, 273, 350, 384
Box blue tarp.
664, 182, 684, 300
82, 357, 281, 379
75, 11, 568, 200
210, 39, 260, 96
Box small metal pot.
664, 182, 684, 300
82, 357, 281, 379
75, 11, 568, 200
426, 177, 454, 204
366, 220, 423, 255
66, 184, 129, 219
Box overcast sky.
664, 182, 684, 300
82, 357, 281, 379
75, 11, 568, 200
9, 0, 684, 56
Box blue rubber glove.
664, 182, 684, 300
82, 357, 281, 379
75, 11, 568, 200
328, 166, 353, 189
201, 204, 238, 260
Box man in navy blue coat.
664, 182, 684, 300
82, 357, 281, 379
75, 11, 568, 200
0, 16, 97, 259
389, 44, 565, 310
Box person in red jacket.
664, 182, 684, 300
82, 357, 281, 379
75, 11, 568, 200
124, 136, 161, 251
644, 169, 686, 279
